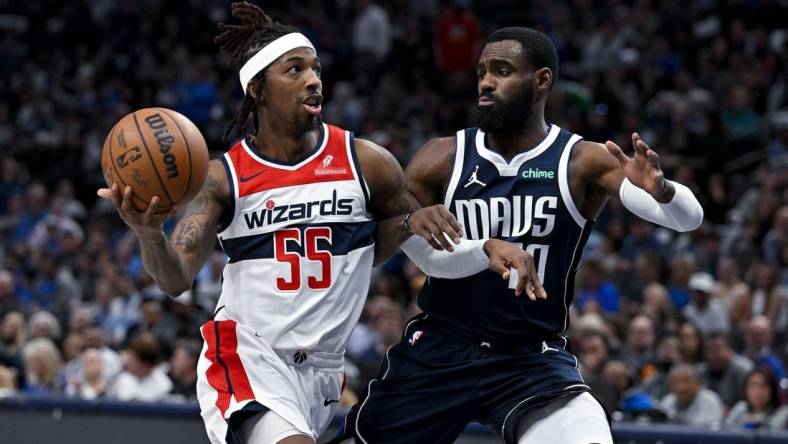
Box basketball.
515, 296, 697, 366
100, 107, 209, 212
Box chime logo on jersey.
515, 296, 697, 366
454, 195, 558, 239
243, 189, 354, 229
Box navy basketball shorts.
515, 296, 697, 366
338, 314, 593, 444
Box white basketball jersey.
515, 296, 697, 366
216, 123, 374, 354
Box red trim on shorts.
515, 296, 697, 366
201, 320, 256, 417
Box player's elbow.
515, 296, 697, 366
160, 281, 194, 298
675, 206, 704, 232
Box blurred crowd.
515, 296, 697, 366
1, 0, 788, 431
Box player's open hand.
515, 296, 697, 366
605, 132, 666, 196
484, 239, 547, 301
406, 205, 463, 252
97, 183, 177, 236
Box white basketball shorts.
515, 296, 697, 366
196, 319, 344, 444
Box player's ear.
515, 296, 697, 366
534, 67, 552, 92
248, 82, 263, 102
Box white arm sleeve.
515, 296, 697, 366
400, 235, 489, 279
619, 178, 704, 232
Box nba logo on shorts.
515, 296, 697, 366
408, 330, 423, 346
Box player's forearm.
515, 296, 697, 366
619, 178, 703, 232
135, 229, 193, 296
401, 235, 489, 278
372, 214, 412, 266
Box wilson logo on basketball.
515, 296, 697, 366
314, 154, 347, 176
144, 113, 180, 180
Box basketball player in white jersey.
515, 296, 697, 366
97, 3, 543, 444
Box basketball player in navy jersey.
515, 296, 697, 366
97, 4, 541, 444
336, 27, 703, 444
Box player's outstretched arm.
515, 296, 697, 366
98, 160, 228, 296
589, 132, 703, 232
354, 138, 463, 265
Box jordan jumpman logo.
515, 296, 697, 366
464, 165, 487, 188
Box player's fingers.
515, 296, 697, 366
511, 256, 530, 298
425, 221, 454, 251
489, 258, 509, 280
417, 226, 444, 251
604, 141, 627, 165
121, 186, 134, 213
97, 188, 112, 200
438, 206, 463, 243
143, 196, 160, 223
435, 219, 460, 250
110, 183, 123, 209
647, 149, 660, 166
527, 259, 547, 300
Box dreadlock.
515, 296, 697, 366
215, 2, 299, 142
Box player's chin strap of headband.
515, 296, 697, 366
239, 32, 315, 94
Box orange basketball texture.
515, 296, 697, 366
101, 108, 209, 212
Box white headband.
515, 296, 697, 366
238, 33, 315, 93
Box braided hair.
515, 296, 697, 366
215, 2, 299, 142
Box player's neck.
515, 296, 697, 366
253, 117, 321, 163
487, 116, 549, 161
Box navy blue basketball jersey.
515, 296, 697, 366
418, 125, 593, 344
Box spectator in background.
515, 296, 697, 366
669, 254, 696, 309
683, 272, 730, 335
167, 340, 198, 401
762, 206, 788, 266
725, 368, 788, 430
576, 258, 621, 314
0, 270, 20, 318
194, 251, 225, 313
744, 316, 786, 381
642, 335, 683, 401
0, 364, 17, 397
65, 347, 108, 400
0, 311, 26, 387
698, 333, 753, 408
28, 311, 62, 343
82, 327, 122, 384
747, 263, 787, 332
435, 0, 479, 74
678, 320, 704, 364
22, 337, 62, 396
352, 0, 391, 63
715, 256, 751, 328
113, 334, 171, 402
60, 332, 84, 385
622, 315, 656, 374
660, 364, 725, 426
641, 283, 674, 328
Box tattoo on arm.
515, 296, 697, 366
173, 174, 220, 252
